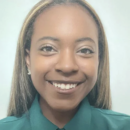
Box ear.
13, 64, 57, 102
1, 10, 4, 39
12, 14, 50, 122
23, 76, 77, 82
25, 49, 31, 69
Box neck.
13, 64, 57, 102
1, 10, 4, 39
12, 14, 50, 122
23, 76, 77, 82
39, 98, 78, 129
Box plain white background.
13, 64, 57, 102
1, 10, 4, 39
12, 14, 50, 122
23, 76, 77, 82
0, 0, 130, 119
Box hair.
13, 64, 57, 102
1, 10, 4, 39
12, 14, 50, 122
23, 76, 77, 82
7, 0, 111, 117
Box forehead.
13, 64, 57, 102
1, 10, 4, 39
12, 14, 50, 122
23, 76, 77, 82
32, 4, 98, 43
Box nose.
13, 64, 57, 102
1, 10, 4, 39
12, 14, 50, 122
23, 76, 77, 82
55, 49, 79, 75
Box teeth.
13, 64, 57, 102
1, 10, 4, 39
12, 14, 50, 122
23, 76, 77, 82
66, 84, 69, 89
52, 82, 77, 89
73, 84, 76, 88
61, 84, 65, 89
70, 84, 73, 88
54, 83, 57, 87
58, 84, 60, 88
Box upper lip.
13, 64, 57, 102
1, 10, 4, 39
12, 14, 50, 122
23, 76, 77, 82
48, 80, 83, 85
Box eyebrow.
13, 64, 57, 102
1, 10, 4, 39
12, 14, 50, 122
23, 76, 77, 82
37, 36, 60, 42
75, 37, 95, 44
37, 36, 95, 44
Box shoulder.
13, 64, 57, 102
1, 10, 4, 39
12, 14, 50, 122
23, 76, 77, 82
90, 106, 130, 130
0, 114, 31, 130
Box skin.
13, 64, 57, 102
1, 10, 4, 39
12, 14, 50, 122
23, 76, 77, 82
25, 4, 99, 128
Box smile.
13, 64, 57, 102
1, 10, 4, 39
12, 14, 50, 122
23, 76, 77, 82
52, 82, 77, 90
48, 81, 82, 94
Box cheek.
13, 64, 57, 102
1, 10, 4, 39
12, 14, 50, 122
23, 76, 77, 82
31, 54, 58, 72
78, 57, 99, 97
30, 55, 57, 88
78, 57, 99, 82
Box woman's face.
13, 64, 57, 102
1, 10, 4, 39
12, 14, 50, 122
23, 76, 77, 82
26, 4, 99, 111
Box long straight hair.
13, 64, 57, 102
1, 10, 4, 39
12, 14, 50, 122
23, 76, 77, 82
7, 0, 111, 117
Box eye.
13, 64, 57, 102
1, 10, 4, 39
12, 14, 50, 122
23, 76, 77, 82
77, 48, 94, 54
40, 45, 56, 52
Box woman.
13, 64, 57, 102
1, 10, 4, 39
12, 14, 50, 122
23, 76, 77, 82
0, 0, 130, 129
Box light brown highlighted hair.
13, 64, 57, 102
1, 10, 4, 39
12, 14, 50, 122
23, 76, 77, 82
7, 0, 111, 117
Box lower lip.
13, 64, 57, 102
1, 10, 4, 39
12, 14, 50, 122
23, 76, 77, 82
47, 81, 80, 94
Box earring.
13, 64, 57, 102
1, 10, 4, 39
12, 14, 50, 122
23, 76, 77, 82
27, 68, 31, 75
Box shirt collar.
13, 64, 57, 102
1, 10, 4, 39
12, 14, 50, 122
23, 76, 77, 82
29, 94, 91, 130
29, 94, 58, 130
64, 96, 91, 130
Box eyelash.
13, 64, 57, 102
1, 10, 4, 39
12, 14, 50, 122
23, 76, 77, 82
40, 45, 56, 52
77, 48, 94, 54
40, 45, 94, 54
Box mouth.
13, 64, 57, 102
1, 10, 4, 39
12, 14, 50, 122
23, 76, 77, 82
48, 81, 82, 94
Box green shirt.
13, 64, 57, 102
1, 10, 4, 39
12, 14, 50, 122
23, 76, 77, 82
0, 95, 130, 130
